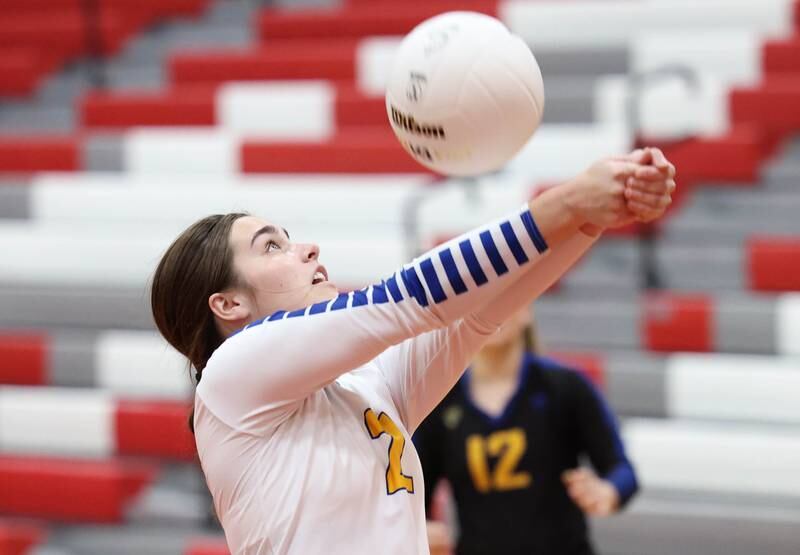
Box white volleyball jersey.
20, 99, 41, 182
193, 206, 596, 555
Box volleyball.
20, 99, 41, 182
385, 11, 545, 176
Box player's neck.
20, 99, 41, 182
471, 339, 525, 383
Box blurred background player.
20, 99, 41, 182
415, 307, 637, 555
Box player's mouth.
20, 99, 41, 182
311, 265, 329, 285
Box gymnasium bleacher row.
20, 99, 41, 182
1, 0, 800, 554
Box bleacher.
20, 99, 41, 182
1, 0, 799, 554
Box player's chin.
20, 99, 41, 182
311, 281, 339, 300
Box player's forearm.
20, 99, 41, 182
527, 179, 588, 248
604, 462, 639, 509
475, 228, 598, 327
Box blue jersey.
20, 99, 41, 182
414, 353, 638, 555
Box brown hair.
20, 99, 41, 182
523, 310, 541, 355
151, 213, 248, 432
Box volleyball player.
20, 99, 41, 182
415, 307, 637, 555
150, 148, 675, 554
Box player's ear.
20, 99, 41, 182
209, 290, 251, 324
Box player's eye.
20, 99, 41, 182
265, 240, 281, 253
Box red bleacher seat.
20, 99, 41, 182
643, 294, 713, 353
0, 520, 47, 555
335, 84, 387, 128
242, 130, 432, 173
731, 78, 800, 146
0, 333, 47, 386
81, 88, 217, 128
0, 137, 80, 172
0, 12, 132, 59
0, 0, 209, 98
658, 126, 764, 186
0, 0, 207, 34
259, 0, 498, 40
748, 237, 800, 292
115, 400, 196, 461
0, 50, 43, 97
170, 41, 359, 85
0, 456, 157, 523
763, 37, 800, 74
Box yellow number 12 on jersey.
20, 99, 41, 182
364, 408, 415, 495
466, 428, 532, 493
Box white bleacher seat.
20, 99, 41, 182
632, 30, 762, 87
357, 37, 402, 96
125, 128, 240, 174
502, 0, 795, 49
0, 387, 114, 457
624, 418, 800, 497
95, 331, 191, 399
217, 81, 335, 139
666, 354, 800, 423
776, 294, 800, 356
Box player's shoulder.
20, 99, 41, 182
525, 354, 594, 391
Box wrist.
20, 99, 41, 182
528, 180, 584, 247
603, 480, 621, 511
558, 175, 602, 235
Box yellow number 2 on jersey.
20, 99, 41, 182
466, 428, 532, 493
364, 408, 415, 495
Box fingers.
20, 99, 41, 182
563, 470, 620, 516
644, 147, 677, 178
615, 148, 651, 165
614, 161, 675, 183
426, 521, 452, 550
627, 176, 677, 194
562, 467, 591, 485
625, 184, 674, 222
633, 165, 663, 181
647, 147, 669, 169
621, 146, 677, 178
625, 187, 673, 208
611, 161, 642, 181
627, 201, 660, 220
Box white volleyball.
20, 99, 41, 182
385, 11, 545, 176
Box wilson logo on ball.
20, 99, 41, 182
406, 72, 427, 103
390, 106, 446, 139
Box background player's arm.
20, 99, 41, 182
412, 414, 445, 515
563, 370, 639, 514
377, 230, 598, 432
413, 416, 454, 555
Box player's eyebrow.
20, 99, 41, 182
250, 225, 290, 248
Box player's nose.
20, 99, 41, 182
300, 243, 320, 262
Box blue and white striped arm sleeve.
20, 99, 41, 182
232, 204, 549, 334
375, 204, 549, 325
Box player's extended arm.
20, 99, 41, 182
379, 229, 598, 431
377, 149, 676, 430
199, 202, 556, 426
198, 157, 665, 429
